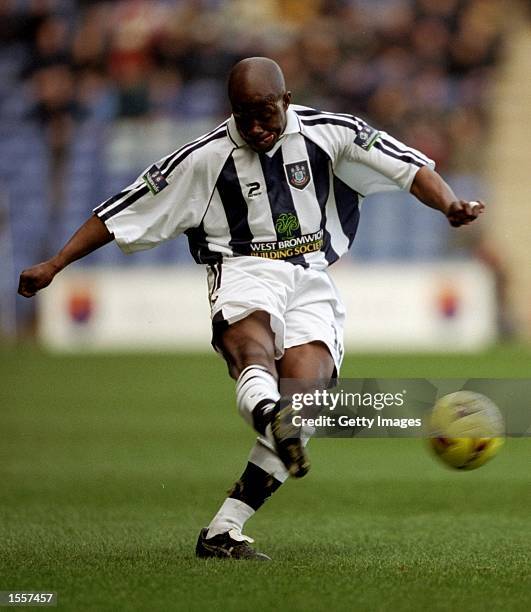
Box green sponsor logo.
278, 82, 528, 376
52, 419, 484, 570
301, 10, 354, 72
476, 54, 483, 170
275, 213, 300, 238
142, 173, 157, 195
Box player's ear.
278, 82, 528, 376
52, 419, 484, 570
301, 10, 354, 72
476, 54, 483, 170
283, 91, 291, 109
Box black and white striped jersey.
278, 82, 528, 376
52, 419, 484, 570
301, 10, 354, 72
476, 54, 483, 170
94, 105, 434, 270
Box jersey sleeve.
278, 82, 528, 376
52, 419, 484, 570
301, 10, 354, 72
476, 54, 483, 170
93, 152, 216, 254
339, 117, 435, 195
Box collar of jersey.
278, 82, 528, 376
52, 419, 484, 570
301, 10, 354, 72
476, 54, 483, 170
226, 107, 302, 156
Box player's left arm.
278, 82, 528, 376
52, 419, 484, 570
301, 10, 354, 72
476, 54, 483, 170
410, 166, 485, 228
336, 116, 485, 227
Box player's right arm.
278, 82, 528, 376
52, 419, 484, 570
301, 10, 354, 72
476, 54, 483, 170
18, 121, 230, 298
18, 214, 113, 298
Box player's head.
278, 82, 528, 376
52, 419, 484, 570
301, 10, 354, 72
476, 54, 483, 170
228, 57, 291, 153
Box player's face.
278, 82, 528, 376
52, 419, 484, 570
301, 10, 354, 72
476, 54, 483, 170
232, 92, 291, 153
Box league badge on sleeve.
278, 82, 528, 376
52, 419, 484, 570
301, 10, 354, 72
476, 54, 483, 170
285, 160, 311, 190
142, 164, 169, 195
354, 121, 379, 150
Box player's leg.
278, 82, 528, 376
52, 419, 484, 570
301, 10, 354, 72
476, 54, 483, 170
269, 340, 336, 479
197, 310, 286, 559
199, 338, 335, 560
203, 310, 289, 524
220, 316, 313, 478
268, 267, 344, 480
197, 436, 288, 560
216, 310, 283, 434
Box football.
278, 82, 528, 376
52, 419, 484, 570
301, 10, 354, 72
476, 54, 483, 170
428, 391, 505, 470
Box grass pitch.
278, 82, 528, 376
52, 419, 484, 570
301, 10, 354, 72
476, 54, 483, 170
1, 346, 530, 611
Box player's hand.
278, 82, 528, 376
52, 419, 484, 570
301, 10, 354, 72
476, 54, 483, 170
18, 260, 61, 298
446, 200, 485, 227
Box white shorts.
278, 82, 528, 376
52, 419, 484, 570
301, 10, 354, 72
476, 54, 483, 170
207, 256, 345, 373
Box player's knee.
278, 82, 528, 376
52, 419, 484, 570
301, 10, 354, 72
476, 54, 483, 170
224, 340, 276, 379
235, 345, 276, 378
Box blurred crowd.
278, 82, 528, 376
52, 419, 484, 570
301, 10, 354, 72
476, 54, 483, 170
1, 0, 508, 173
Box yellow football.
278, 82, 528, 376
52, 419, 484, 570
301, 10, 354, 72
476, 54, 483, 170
428, 391, 504, 470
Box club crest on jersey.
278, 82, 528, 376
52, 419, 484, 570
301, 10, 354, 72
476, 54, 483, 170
354, 122, 379, 150
285, 160, 311, 190
142, 164, 168, 195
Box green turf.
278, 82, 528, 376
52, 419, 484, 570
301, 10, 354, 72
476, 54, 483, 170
1, 347, 530, 611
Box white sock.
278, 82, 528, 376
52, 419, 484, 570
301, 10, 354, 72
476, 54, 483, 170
235, 365, 280, 430
206, 498, 255, 539
249, 435, 289, 482
253, 427, 311, 475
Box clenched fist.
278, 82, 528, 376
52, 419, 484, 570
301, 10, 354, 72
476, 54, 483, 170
18, 260, 62, 298
446, 200, 485, 227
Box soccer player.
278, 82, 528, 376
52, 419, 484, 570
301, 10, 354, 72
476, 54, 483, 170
18, 57, 484, 560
